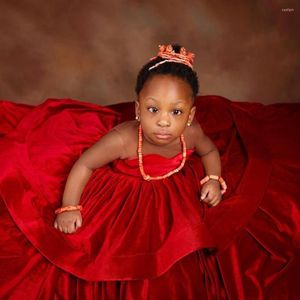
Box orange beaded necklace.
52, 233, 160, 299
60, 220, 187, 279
138, 124, 187, 180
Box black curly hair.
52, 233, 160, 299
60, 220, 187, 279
135, 44, 199, 99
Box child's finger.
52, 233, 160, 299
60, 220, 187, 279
76, 217, 82, 228
210, 197, 222, 206
210, 200, 220, 207
203, 193, 215, 202
207, 201, 216, 207
67, 224, 75, 234
207, 195, 217, 202
204, 196, 216, 206
200, 190, 209, 200
54, 221, 58, 229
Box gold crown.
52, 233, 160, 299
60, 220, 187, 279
149, 44, 195, 70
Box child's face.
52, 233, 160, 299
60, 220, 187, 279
136, 74, 195, 146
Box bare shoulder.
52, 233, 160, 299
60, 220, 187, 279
112, 120, 138, 139
185, 120, 218, 156
184, 120, 205, 148
76, 121, 139, 169
111, 120, 138, 159
189, 119, 205, 135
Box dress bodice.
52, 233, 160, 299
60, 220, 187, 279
112, 149, 195, 178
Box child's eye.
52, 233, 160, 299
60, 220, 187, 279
148, 107, 158, 113
172, 109, 183, 115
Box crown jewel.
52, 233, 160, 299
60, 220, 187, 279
149, 44, 195, 70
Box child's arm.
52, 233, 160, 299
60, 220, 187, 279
54, 128, 125, 233
192, 122, 222, 207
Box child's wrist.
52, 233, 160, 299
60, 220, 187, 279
200, 175, 227, 194
55, 205, 83, 215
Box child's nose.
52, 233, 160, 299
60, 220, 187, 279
157, 113, 171, 127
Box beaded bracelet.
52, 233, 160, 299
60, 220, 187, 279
200, 175, 227, 194
55, 205, 83, 215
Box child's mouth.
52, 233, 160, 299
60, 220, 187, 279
154, 133, 172, 140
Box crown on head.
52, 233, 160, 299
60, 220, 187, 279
149, 44, 195, 71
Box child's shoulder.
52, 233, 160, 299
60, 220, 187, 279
184, 119, 210, 150
110, 121, 138, 159
112, 120, 138, 137
184, 119, 203, 140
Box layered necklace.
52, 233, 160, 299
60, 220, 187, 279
138, 124, 187, 180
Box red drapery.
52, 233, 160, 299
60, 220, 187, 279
0, 96, 299, 299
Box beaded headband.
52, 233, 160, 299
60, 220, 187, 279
148, 44, 195, 71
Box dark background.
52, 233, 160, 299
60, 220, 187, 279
0, 0, 299, 105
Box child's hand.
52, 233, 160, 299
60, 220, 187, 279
54, 211, 82, 234
200, 180, 222, 207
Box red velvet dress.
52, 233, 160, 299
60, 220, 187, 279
0, 96, 299, 299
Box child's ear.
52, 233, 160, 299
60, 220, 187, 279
135, 100, 140, 118
188, 106, 196, 123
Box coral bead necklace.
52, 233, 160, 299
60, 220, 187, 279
138, 124, 187, 180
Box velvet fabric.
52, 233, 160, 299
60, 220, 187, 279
0, 96, 299, 299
